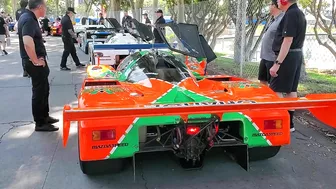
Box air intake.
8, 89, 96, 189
84, 81, 119, 86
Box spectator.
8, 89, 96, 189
270, 0, 307, 132
41, 16, 50, 36
60, 7, 85, 70
16, 0, 28, 21
18, 0, 59, 131
0, 11, 9, 56
142, 13, 151, 25
258, 0, 284, 85
121, 11, 132, 28
153, 9, 166, 43
98, 13, 104, 25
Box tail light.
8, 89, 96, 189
264, 120, 282, 129
92, 130, 116, 141
186, 126, 200, 135
94, 52, 104, 57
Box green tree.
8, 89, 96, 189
300, 0, 336, 59
229, 0, 271, 62
166, 0, 231, 49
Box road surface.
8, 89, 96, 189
0, 34, 335, 189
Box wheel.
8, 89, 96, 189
248, 146, 281, 161
80, 158, 126, 175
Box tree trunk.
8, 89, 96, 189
234, 0, 247, 68
153, 0, 158, 22
109, 0, 121, 22
177, 0, 185, 23
55, 0, 59, 16
300, 58, 307, 81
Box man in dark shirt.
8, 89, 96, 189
121, 11, 132, 28
18, 0, 59, 132
16, 1, 29, 76
0, 11, 9, 56
16, 0, 28, 21
153, 9, 166, 43
270, 0, 307, 132
98, 13, 104, 25
142, 13, 151, 25
41, 16, 50, 36
60, 7, 85, 71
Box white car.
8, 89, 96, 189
77, 18, 120, 54
88, 32, 145, 66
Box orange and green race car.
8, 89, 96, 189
62, 22, 336, 175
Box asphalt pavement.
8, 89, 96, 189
0, 34, 335, 189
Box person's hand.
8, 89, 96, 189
33, 58, 46, 67
76, 37, 81, 43
270, 64, 280, 77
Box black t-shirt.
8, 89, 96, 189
272, 3, 307, 54
0, 17, 6, 35
145, 18, 151, 24
18, 10, 46, 59
16, 8, 27, 21
41, 18, 49, 28
61, 14, 74, 38
153, 16, 166, 42
122, 16, 132, 27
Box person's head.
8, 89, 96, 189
269, 0, 281, 16
143, 13, 148, 19
99, 13, 103, 17
124, 11, 128, 16
0, 12, 4, 17
28, 0, 47, 18
66, 7, 76, 17
20, 0, 29, 9
155, 9, 163, 17
277, 0, 297, 11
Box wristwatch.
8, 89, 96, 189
275, 60, 282, 65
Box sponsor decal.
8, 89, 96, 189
82, 87, 124, 95
146, 100, 257, 108
92, 143, 129, 150
223, 82, 261, 89
252, 132, 283, 137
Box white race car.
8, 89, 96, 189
78, 18, 121, 54
88, 32, 146, 66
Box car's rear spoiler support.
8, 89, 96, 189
62, 94, 336, 147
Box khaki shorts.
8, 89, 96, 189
0, 35, 5, 43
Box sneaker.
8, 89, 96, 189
3, 50, 8, 55
45, 116, 59, 124
76, 63, 86, 67
35, 123, 59, 132
60, 67, 71, 71
290, 128, 296, 132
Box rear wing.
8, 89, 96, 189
62, 94, 336, 146
92, 43, 170, 51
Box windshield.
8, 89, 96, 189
104, 20, 114, 28
125, 52, 191, 84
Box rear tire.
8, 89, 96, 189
248, 146, 281, 161
80, 158, 126, 175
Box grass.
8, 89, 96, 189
212, 54, 336, 96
